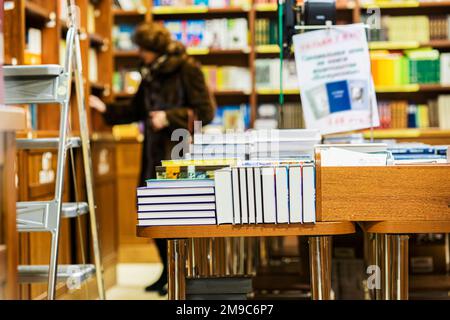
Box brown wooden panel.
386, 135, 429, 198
361, 221, 450, 234
319, 165, 450, 222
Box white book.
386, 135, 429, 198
138, 211, 216, 219
261, 167, 277, 224
302, 164, 316, 224
254, 167, 264, 224
275, 167, 290, 224
137, 186, 215, 197
440, 53, 450, 86
214, 169, 234, 225
138, 218, 217, 227
138, 195, 215, 205
232, 167, 241, 224
289, 166, 303, 224
247, 167, 256, 224
239, 168, 249, 224
146, 179, 215, 188
27, 28, 42, 54
138, 203, 215, 212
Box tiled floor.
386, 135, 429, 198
106, 263, 167, 300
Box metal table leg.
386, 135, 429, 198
389, 235, 409, 300
308, 236, 332, 300
168, 239, 187, 300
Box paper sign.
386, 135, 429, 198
293, 24, 380, 135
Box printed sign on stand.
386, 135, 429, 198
293, 23, 379, 135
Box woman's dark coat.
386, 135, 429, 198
103, 49, 216, 185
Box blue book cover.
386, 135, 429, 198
326, 80, 352, 114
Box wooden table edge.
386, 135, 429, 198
137, 221, 356, 239
360, 221, 450, 234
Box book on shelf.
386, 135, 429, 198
254, 103, 306, 130
438, 95, 450, 129
88, 48, 98, 83
87, 3, 96, 34
113, 0, 147, 11
214, 162, 316, 225
440, 53, 450, 85
255, 59, 299, 91
24, 28, 42, 65
202, 66, 251, 92
145, 178, 215, 188
377, 96, 450, 129
113, 24, 138, 51
203, 104, 251, 134
255, 18, 278, 46
113, 70, 142, 94
363, 14, 450, 43
371, 48, 441, 86
153, 0, 251, 7
163, 18, 248, 50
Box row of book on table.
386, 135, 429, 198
137, 160, 316, 227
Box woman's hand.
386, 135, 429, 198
149, 111, 169, 132
89, 95, 107, 113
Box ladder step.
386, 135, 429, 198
17, 201, 89, 232
4, 65, 66, 105
16, 137, 81, 150
18, 264, 95, 284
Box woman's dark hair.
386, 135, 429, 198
132, 22, 185, 55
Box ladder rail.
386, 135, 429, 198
72, 29, 106, 300
47, 25, 77, 300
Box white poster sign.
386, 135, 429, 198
293, 23, 379, 135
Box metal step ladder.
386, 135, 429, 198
3, 2, 105, 300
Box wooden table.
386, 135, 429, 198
137, 222, 356, 300
0, 107, 26, 300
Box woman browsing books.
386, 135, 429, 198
89, 22, 216, 296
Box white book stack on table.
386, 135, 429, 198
137, 179, 216, 227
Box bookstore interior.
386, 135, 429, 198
1, 0, 450, 302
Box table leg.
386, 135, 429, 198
389, 235, 409, 300
308, 236, 332, 300
168, 239, 187, 300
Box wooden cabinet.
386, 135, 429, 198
0, 107, 26, 300
317, 164, 450, 222
91, 137, 119, 288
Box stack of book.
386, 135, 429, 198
215, 161, 317, 225
189, 129, 322, 160
189, 132, 252, 160
137, 179, 217, 226
250, 129, 322, 160
163, 19, 248, 50
389, 143, 448, 164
